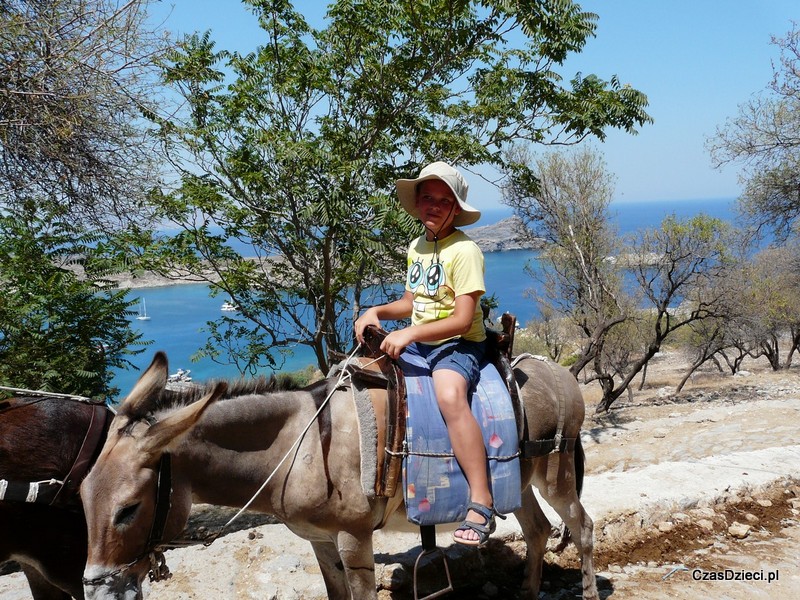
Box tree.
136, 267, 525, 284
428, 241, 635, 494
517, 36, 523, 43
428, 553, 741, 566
0, 0, 169, 397
0, 209, 145, 398
1, 0, 166, 226
523, 303, 573, 362
502, 144, 629, 383
708, 24, 800, 240
137, 0, 652, 374
736, 245, 800, 369
592, 215, 736, 411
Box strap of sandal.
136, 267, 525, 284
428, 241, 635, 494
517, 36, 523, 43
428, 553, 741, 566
465, 501, 507, 523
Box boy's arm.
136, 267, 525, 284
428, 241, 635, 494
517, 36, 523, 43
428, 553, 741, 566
380, 291, 481, 359
354, 291, 414, 343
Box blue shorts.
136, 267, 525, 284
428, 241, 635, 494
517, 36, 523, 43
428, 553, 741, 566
403, 339, 486, 388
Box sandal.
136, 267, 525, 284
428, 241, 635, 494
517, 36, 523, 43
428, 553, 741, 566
453, 501, 506, 547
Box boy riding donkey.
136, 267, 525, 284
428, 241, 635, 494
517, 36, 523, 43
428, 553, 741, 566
355, 161, 502, 546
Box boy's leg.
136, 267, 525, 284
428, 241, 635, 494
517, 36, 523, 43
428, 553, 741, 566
431, 368, 492, 543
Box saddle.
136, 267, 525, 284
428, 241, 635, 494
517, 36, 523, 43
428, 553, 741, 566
350, 313, 525, 498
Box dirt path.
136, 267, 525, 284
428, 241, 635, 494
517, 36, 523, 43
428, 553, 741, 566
2, 359, 799, 599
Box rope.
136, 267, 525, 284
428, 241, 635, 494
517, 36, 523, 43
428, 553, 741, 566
385, 447, 521, 461
0, 478, 62, 502
203, 343, 365, 546
0, 385, 93, 402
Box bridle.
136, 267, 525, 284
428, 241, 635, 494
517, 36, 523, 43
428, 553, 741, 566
82, 452, 174, 587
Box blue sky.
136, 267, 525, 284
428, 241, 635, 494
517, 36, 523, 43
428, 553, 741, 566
149, 1, 798, 208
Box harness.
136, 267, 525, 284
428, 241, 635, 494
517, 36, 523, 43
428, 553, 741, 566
350, 315, 576, 499
0, 388, 111, 508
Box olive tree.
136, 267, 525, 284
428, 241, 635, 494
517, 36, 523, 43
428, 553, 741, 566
708, 24, 800, 240
503, 142, 738, 411
139, 0, 652, 374
502, 145, 629, 381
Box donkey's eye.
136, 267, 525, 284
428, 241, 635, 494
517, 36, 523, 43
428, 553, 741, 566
114, 503, 140, 527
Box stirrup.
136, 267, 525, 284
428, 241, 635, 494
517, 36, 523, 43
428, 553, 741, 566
413, 525, 453, 600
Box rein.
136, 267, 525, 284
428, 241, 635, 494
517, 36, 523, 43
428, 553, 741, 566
0, 385, 95, 404
200, 343, 370, 546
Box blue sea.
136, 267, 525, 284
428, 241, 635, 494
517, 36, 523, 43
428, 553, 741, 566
111, 197, 738, 394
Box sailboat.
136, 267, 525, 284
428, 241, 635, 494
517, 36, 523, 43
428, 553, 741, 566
136, 298, 151, 321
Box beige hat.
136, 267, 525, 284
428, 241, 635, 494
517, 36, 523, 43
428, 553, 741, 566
396, 161, 481, 227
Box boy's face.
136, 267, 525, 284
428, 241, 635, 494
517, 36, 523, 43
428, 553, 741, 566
415, 179, 462, 238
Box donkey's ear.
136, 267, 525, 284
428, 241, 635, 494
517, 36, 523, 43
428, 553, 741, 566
139, 381, 228, 459
118, 351, 169, 420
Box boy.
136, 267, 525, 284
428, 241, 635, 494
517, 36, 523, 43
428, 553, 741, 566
354, 161, 498, 546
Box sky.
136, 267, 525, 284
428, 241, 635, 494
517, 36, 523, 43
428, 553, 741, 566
148, 1, 798, 208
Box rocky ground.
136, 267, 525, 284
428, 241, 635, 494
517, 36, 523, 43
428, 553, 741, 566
1, 351, 799, 599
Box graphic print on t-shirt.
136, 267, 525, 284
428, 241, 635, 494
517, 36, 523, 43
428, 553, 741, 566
407, 258, 455, 319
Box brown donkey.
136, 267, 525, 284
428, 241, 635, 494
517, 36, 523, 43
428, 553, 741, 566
80, 351, 597, 599
0, 393, 111, 600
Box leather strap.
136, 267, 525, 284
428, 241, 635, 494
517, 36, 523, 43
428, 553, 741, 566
52, 404, 110, 506
148, 453, 172, 546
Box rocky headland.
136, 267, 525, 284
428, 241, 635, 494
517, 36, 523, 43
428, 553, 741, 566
468, 216, 541, 253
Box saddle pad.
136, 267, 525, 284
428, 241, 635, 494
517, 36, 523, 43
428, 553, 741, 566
399, 351, 522, 526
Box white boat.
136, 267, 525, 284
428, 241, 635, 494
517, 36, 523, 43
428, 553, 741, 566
168, 368, 192, 383
221, 300, 238, 311
136, 298, 151, 321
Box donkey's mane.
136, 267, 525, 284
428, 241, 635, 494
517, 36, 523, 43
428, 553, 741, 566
154, 374, 320, 411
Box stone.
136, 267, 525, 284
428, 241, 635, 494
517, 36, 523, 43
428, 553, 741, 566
744, 513, 760, 524
672, 512, 691, 523
657, 521, 675, 533
690, 507, 717, 520
727, 521, 751, 539
697, 519, 715, 531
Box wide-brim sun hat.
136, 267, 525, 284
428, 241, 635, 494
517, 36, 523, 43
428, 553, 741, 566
396, 161, 481, 227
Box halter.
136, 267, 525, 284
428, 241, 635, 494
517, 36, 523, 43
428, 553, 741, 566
82, 452, 174, 587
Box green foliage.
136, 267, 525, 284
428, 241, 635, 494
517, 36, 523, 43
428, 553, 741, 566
275, 364, 323, 388
0, 209, 146, 399
138, 0, 651, 374
512, 328, 552, 358
0, 0, 168, 397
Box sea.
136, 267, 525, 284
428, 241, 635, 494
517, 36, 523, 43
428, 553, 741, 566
111, 197, 738, 394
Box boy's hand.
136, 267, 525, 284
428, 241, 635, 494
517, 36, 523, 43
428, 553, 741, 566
354, 309, 381, 344
380, 329, 414, 359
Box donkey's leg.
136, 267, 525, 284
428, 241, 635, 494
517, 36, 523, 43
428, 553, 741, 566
336, 529, 378, 600
534, 453, 599, 600
310, 539, 350, 600
514, 481, 552, 599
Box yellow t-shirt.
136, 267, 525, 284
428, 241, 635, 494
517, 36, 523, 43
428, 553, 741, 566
405, 230, 486, 343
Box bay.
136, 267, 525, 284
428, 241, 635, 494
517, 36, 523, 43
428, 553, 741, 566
111, 197, 737, 394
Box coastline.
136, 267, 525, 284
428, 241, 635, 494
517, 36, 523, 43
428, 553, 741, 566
79, 217, 538, 290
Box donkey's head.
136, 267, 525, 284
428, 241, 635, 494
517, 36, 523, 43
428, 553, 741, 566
81, 352, 226, 600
